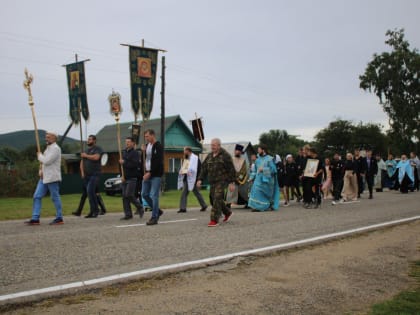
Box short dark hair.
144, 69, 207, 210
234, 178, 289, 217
184, 146, 192, 153
309, 147, 317, 154
125, 136, 135, 142
88, 135, 96, 140
144, 129, 155, 136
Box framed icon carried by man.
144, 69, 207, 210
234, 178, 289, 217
304, 159, 319, 177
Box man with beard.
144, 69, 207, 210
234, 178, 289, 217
177, 146, 208, 213
80, 135, 103, 218
226, 144, 249, 209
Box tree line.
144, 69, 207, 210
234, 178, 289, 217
261, 28, 419, 159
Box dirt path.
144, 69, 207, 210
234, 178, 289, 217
3, 221, 420, 315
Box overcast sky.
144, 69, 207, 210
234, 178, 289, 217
1, 0, 419, 144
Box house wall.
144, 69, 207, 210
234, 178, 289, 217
165, 151, 184, 173
102, 153, 121, 174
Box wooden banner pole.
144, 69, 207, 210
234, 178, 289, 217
23, 68, 41, 154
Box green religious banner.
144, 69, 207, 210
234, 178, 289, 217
66, 61, 89, 123
128, 46, 158, 121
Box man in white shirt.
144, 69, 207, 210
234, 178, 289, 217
25, 131, 64, 226
177, 146, 207, 213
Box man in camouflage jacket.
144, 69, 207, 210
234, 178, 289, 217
197, 138, 236, 227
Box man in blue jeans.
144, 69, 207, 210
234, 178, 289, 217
25, 131, 64, 226
80, 135, 103, 218
141, 129, 164, 226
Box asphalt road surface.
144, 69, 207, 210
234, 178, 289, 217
0, 190, 419, 302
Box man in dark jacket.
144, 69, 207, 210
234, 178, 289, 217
330, 153, 344, 203
354, 148, 367, 198
80, 135, 103, 218
119, 137, 144, 220
365, 149, 378, 199
142, 129, 164, 226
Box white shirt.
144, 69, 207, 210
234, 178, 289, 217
145, 143, 153, 171
38, 142, 62, 184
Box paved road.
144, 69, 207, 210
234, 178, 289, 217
0, 190, 419, 299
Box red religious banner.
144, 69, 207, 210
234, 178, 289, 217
137, 57, 152, 78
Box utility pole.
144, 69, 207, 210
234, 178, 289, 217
161, 56, 166, 152
160, 55, 166, 190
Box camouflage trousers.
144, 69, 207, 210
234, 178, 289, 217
209, 182, 231, 222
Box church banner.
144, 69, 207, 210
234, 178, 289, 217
128, 46, 158, 121
66, 61, 89, 123
191, 118, 205, 141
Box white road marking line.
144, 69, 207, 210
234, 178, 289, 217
333, 200, 361, 205
115, 218, 198, 228
1, 215, 419, 302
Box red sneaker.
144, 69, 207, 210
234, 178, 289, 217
207, 220, 219, 227
223, 212, 233, 223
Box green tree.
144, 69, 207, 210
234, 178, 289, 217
258, 129, 304, 157
314, 119, 354, 156
0, 147, 20, 163
351, 122, 389, 156
314, 119, 389, 157
359, 28, 420, 152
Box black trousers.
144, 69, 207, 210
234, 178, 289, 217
332, 178, 343, 201
357, 173, 364, 195
366, 175, 374, 196
302, 177, 313, 203
122, 178, 143, 217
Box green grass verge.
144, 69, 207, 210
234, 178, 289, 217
367, 260, 420, 315
0, 189, 211, 221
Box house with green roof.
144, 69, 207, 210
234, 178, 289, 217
96, 114, 202, 173
62, 115, 202, 191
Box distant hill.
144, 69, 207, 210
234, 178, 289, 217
0, 130, 79, 151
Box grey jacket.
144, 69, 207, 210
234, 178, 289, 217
38, 142, 62, 184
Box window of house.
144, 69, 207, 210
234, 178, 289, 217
168, 158, 182, 173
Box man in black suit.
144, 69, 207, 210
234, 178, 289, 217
365, 149, 378, 199
354, 148, 367, 198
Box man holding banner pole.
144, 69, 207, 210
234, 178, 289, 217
123, 42, 163, 225
25, 132, 64, 226
119, 136, 144, 220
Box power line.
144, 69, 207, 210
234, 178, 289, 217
0, 31, 317, 109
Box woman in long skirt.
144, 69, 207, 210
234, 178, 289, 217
341, 153, 358, 201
